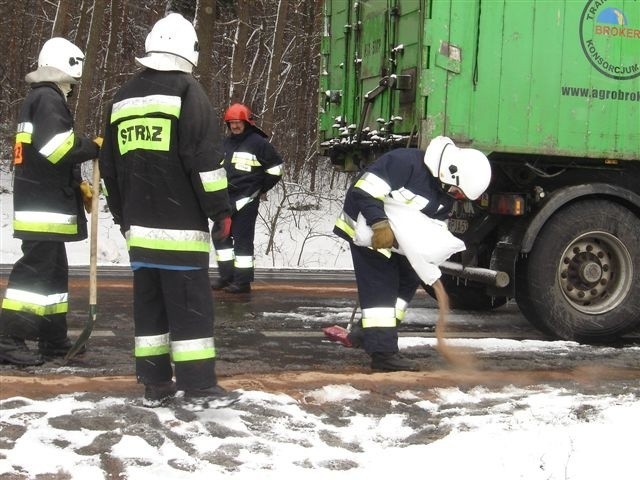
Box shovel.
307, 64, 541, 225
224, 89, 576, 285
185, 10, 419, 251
323, 301, 359, 347
65, 160, 100, 362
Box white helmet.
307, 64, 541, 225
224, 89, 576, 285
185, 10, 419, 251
25, 37, 84, 84
136, 13, 199, 73
424, 136, 492, 200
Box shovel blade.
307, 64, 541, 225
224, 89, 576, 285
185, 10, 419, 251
323, 325, 353, 348
64, 308, 96, 363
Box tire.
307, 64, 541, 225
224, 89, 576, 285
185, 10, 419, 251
514, 256, 555, 336
423, 276, 508, 311
515, 200, 640, 343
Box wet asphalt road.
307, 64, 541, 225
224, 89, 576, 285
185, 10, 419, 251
1, 267, 638, 384
1, 268, 639, 480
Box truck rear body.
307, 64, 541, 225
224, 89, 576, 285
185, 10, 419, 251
320, 0, 640, 343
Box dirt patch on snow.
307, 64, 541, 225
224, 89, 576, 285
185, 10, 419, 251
2, 366, 639, 401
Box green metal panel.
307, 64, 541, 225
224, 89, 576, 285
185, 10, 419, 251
392, 0, 422, 134
320, 0, 640, 160
359, 0, 390, 128
443, 0, 640, 158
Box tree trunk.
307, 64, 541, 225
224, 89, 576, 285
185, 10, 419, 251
229, 0, 250, 102
195, 0, 216, 96
97, 0, 125, 129
51, 0, 72, 37
260, 0, 289, 138
74, 0, 107, 136
167, 0, 196, 20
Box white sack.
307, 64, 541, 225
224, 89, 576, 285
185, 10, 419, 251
353, 197, 466, 285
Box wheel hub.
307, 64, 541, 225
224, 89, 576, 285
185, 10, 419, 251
579, 260, 602, 284
558, 232, 632, 314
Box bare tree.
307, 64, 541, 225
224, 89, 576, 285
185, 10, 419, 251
167, 0, 196, 20
229, 0, 250, 102
195, 0, 216, 94
1, 0, 324, 196
51, 0, 72, 37
74, 0, 107, 136
260, 0, 289, 137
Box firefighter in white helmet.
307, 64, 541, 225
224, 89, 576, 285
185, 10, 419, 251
100, 13, 236, 407
0, 38, 101, 366
334, 137, 491, 371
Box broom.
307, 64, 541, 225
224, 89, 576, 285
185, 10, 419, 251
322, 301, 359, 347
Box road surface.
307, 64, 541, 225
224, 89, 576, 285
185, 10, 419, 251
1, 268, 638, 400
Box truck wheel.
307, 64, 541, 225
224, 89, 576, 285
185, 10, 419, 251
515, 256, 554, 336
423, 277, 507, 311
516, 200, 640, 343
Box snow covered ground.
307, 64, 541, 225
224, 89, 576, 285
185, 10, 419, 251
2, 380, 639, 479
1, 168, 639, 479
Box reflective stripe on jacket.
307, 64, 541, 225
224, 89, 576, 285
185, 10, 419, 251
99, 69, 231, 268
223, 127, 283, 210
12, 82, 98, 242
334, 148, 454, 245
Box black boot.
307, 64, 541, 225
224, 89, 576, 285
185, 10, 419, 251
347, 324, 364, 349
370, 352, 419, 372
0, 336, 44, 366
38, 337, 85, 358
143, 381, 177, 408
223, 283, 251, 294
211, 278, 231, 290
183, 384, 241, 408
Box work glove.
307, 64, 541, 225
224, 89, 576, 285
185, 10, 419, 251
211, 216, 232, 243
371, 219, 395, 250
93, 136, 103, 149
79, 181, 93, 213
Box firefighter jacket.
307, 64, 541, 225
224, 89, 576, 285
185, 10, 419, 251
334, 148, 454, 245
12, 82, 99, 242
99, 69, 231, 268
222, 126, 283, 212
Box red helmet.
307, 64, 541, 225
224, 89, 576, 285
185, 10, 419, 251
223, 103, 255, 125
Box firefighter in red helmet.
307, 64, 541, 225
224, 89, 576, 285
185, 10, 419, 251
211, 103, 284, 293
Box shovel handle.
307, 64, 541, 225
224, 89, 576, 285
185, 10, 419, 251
65, 159, 100, 363
89, 159, 99, 304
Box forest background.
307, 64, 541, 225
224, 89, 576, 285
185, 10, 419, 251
0, 0, 354, 269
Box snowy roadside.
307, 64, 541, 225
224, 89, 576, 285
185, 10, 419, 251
0, 169, 353, 270
1, 380, 639, 479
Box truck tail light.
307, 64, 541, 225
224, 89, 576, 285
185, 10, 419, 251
489, 194, 525, 215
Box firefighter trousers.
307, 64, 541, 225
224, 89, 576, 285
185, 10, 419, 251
133, 267, 218, 390
213, 199, 260, 285
0, 240, 69, 342
350, 242, 420, 354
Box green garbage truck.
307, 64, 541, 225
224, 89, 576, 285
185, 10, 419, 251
318, 0, 640, 343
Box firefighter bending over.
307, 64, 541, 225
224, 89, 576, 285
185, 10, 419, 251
333, 137, 491, 371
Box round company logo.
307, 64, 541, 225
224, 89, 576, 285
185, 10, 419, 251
579, 1, 640, 80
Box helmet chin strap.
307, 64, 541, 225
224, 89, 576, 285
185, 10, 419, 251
437, 142, 451, 181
